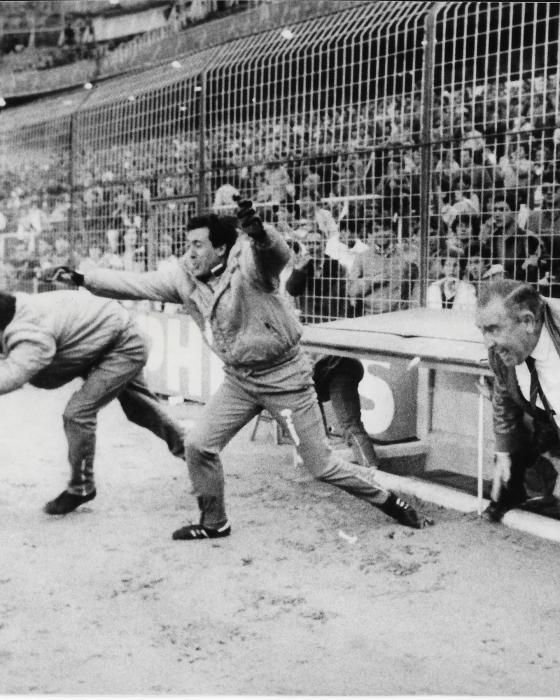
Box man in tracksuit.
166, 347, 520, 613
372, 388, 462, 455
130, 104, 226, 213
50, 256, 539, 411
50, 204, 432, 539
0, 290, 185, 514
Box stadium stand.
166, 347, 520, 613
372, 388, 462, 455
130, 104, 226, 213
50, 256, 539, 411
0, 1, 559, 316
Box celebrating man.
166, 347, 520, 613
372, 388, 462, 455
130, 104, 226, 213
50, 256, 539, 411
49, 203, 433, 540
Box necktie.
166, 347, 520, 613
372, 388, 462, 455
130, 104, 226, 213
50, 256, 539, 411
525, 355, 539, 411
525, 355, 555, 416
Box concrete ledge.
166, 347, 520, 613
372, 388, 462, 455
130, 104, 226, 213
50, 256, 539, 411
375, 470, 560, 545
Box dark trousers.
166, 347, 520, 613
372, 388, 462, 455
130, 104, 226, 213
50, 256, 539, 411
63, 321, 184, 495
313, 355, 377, 467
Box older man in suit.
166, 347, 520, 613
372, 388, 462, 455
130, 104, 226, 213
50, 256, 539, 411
476, 280, 560, 521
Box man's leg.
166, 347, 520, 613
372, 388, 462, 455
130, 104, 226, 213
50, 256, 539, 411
264, 356, 430, 528
325, 357, 378, 467
118, 372, 185, 459
45, 327, 146, 514
172, 372, 261, 540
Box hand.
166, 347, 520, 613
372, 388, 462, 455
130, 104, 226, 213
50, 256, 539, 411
41, 266, 84, 286
522, 254, 540, 270
236, 199, 266, 240
490, 452, 512, 503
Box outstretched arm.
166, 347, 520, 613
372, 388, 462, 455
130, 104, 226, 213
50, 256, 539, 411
46, 261, 190, 304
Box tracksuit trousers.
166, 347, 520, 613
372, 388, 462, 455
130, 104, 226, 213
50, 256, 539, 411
63, 321, 185, 496
184, 349, 389, 528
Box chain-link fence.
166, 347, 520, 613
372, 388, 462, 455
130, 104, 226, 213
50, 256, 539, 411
0, 1, 559, 321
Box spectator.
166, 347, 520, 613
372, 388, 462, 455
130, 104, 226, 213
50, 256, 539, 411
459, 147, 500, 210
375, 157, 412, 220
461, 240, 492, 284
78, 244, 105, 274
51, 237, 75, 269
525, 178, 560, 297
434, 146, 461, 193
531, 144, 556, 207
326, 209, 370, 272
426, 253, 477, 312
348, 220, 415, 315
447, 214, 481, 257
10, 241, 38, 291
498, 143, 534, 208
440, 178, 480, 228
285, 229, 353, 322
480, 196, 543, 283
298, 197, 339, 240
213, 178, 240, 210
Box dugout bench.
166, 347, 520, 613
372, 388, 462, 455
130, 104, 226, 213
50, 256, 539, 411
301, 308, 492, 514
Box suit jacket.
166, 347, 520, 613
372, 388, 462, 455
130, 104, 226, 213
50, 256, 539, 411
489, 297, 560, 453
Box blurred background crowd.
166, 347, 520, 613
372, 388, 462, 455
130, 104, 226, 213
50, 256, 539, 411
1, 1, 560, 321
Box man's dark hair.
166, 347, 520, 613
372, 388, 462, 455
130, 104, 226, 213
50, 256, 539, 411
0, 292, 16, 330
491, 191, 516, 212
451, 214, 480, 237
186, 214, 238, 257
478, 280, 545, 323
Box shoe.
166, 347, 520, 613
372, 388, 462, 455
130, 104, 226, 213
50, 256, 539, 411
44, 489, 96, 515
172, 521, 231, 541
381, 492, 433, 529
484, 500, 505, 522
485, 488, 527, 522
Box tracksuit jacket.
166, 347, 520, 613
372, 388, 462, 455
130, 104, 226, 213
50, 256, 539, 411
0, 290, 130, 392
84, 228, 303, 369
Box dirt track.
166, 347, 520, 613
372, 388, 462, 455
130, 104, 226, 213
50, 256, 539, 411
2, 382, 560, 695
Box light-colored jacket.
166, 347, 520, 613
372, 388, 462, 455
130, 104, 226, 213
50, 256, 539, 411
84, 229, 303, 369
488, 297, 560, 452
0, 290, 131, 393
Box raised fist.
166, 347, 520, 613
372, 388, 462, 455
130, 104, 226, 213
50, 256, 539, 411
236, 199, 266, 240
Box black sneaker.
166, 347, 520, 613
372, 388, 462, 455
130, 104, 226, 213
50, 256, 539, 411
44, 489, 97, 515
484, 499, 508, 522
381, 492, 433, 529
172, 521, 231, 541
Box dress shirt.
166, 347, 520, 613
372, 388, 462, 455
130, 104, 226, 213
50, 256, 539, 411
515, 324, 560, 429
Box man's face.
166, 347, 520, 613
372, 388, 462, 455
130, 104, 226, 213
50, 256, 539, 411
305, 232, 326, 262
492, 201, 513, 229
541, 184, 560, 211
475, 297, 538, 366
465, 256, 484, 281
455, 220, 473, 240
185, 227, 224, 279
441, 257, 459, 279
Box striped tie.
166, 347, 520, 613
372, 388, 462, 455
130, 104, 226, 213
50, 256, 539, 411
525, 356, 539, 411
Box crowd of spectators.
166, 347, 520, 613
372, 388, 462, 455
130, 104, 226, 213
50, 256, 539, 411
2, 69, 560, 317
0, 0, 258, 76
